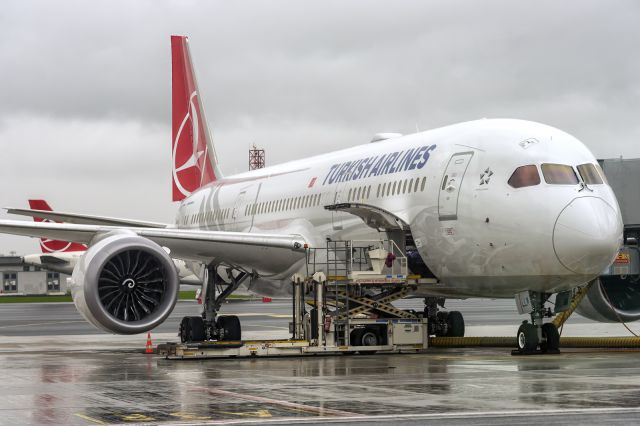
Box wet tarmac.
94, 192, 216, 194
2, 300, 640, 424
2, 346, 640, 425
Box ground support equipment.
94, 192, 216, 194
161, 240, 436, 359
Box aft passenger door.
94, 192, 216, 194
438, 152, 474, 221
231, 183, 261, 232
231, 191, 246, 229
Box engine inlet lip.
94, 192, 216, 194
82, 235, 179, 335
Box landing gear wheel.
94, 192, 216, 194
180, 316, 205, 342
429, 311, 449, 337
217, 315, 241, 341
179, 317, 190, 343
516, 322, 539, 353
446, 311, 465, 337
436, 311, 449, 322
540, 323, 560, 353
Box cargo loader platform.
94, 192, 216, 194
161, 239, 437, 359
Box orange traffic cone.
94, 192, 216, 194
145, 332, 153, 354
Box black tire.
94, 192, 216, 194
361, 328, 379, 346
310, 308, 318, 339
358, 327, 379, 354
179, 317, 191, 343
517, 322, 538, 352
541, 323, 560, 352
350, 328, 364, 346
217, 315, 241, 341
188, 316, 205, 342
446, 311, 465, 337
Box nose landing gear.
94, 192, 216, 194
513, 291, 560, 355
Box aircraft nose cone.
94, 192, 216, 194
553, 197, 623, 275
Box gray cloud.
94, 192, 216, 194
1, 0, 639, 254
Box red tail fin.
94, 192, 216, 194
171, 35, 220, 202
28, 199, 87, 253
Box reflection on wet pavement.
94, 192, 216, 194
2, 348, 640, 424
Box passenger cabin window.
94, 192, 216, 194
508, 165, 541, 188
541, 164, 579, 185
577, 163, 604, 185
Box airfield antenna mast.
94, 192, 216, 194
249, 144, 265, 170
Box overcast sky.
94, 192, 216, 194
1, 0, 639, 254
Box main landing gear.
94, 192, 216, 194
179, 264, 248, 343
513, 291, 560, 355
423, 297, 465, 337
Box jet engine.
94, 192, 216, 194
70, 231, 179, 334
575, 276, 640, 322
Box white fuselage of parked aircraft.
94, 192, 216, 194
176, 118, 622, 299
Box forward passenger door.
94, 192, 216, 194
438, 152, 474, 221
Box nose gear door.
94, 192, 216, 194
438, 152, 474, 221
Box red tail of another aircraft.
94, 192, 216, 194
171, 35, 221, 202
28, 200, 87, 253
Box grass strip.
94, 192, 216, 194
0, 290, 253, 303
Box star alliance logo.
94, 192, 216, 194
480, 167, 493, 185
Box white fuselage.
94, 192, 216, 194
175, 119, 623, 298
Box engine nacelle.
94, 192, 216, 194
576, 276, 640, 322
71, 232, 180, 334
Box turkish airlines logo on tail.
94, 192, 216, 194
35, 218, 87, 253
172, 90, 215, 199
28, 200, 87, 253
171, 35, 217, 202
40, 233, 73, 253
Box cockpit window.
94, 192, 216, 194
541, 163, 579, 185
577, 163, 603, 185
595, 163, 609, 185
508, 165, 540, 188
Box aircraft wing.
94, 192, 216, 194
4, 207, 168, 228
0, 220, 307, 273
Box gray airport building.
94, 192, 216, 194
0, 256, 70, 295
